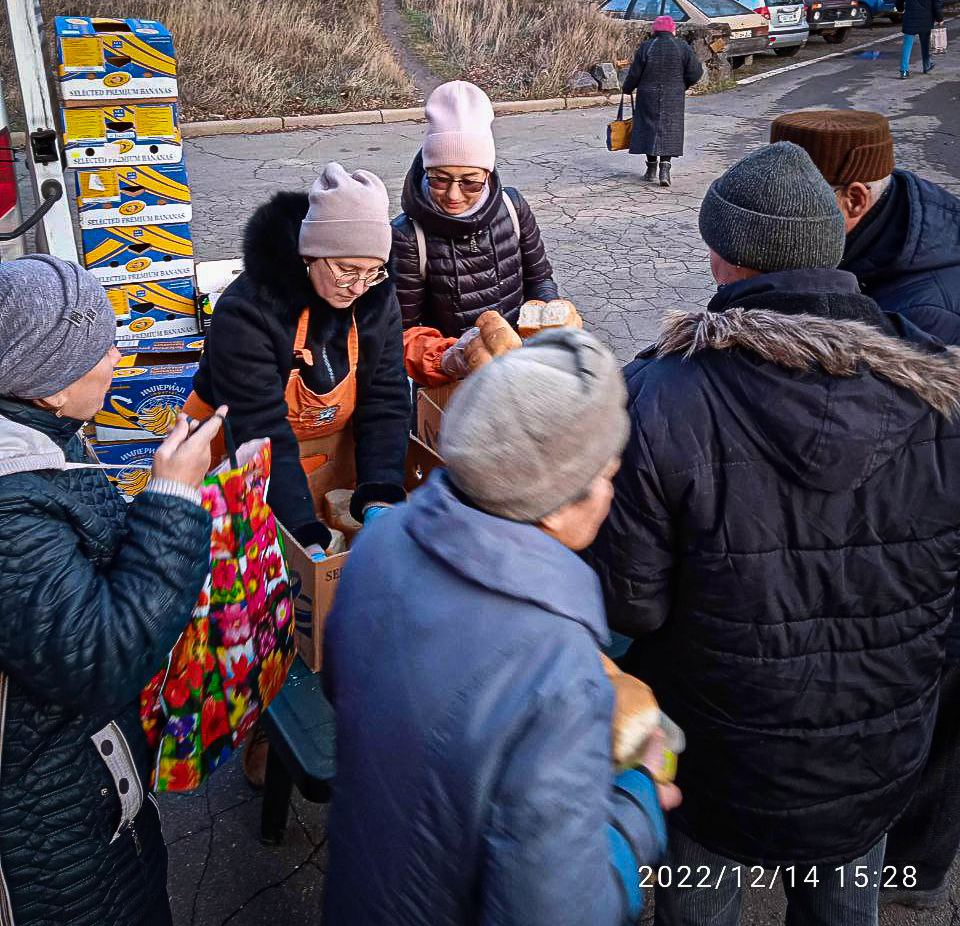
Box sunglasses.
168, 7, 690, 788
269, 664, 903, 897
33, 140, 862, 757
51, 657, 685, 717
426, 174, 488, 195
322, 259, 389, 289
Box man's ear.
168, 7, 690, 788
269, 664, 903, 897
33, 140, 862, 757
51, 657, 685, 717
839, 182, 873, 220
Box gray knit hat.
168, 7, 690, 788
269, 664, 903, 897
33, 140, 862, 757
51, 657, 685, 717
440, 328, 630, 522
299, 162, 392, 262
699, 141, 846, 273
0, 255, 115, 400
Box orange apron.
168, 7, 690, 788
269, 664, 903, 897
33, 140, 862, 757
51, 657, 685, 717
184, 308, 359, 516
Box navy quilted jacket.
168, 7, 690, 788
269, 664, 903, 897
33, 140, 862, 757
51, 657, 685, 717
0, 399, 210, 925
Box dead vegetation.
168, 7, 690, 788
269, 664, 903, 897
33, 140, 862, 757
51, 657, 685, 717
400, 0, 648, 99
2, 0, 417, 124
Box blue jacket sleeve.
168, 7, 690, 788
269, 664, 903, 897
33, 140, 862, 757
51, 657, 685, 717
481, 677, 666, 926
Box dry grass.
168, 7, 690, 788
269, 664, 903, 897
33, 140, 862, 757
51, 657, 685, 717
2, 0, 417, 124
400, 0, 648, 99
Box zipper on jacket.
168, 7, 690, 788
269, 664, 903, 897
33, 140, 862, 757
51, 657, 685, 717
0, 674, 16, 926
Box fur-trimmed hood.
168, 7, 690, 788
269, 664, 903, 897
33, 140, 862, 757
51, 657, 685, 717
652, 283, 960, 492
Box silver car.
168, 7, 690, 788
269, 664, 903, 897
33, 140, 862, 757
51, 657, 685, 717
740, 0, 810, 54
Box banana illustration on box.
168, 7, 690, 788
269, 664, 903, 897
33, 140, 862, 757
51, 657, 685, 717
94, 361, 198, 442
108, 278, 200, 342
92, 441, 159, 502
56, 17, 178, 101
77, 164, 192, 229
82, 223, 194, 286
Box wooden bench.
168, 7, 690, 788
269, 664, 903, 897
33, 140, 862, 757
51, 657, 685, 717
259, 656, 336, 845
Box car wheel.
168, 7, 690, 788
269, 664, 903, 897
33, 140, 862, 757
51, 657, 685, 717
822, 28, 848, 42
773, 44, 802, 55
730, 56, 745, 69
888, 11, 902, 22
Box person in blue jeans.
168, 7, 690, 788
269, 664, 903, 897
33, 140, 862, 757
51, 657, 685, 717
899, 0, 943, 76
322, 328, 678, 925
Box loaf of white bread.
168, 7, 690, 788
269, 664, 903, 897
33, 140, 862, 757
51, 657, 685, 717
518, 299, 583, 339
599, 652, 663, 775
477, 310, 522, 357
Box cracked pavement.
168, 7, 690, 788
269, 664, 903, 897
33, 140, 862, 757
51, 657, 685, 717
155, 32, 960, 924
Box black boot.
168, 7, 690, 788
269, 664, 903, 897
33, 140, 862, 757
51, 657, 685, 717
659, 161, 672, 188
643, 158, 658, 182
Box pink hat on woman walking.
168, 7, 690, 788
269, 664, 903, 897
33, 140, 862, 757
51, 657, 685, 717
652, 15, 677, 32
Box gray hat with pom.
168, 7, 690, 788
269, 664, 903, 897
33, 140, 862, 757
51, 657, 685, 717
439, 328, 630, 523
0, 255, 115, 399
699, 141, 846, 273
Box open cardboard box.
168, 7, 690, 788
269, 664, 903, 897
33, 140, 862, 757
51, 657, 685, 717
281, 434, 444, 672
415, 382, 458, 453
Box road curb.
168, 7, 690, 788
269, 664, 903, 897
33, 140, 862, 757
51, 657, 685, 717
175, 96, 618, 140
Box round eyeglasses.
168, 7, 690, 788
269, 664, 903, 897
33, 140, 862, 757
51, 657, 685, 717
322, 259, 389, 289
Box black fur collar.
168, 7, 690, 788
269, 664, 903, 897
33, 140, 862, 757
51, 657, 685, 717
242, 191, 315, 315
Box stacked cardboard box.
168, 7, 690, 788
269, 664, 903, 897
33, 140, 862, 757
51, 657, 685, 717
56, 16, 201, 499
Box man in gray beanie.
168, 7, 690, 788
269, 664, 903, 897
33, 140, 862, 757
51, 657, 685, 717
586, 141, 960, 926
321, 328, 677, 926
0, 254, 115, 400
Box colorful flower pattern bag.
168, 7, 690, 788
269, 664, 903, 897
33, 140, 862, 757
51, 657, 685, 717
139, 430, 296, 792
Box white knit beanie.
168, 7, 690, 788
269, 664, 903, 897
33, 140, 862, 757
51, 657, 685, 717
298, 162, 392, 262
422, 81, 496, 173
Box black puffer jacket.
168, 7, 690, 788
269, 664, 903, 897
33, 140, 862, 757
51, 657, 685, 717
587, 270, 960, 866
902, 0, 941, 34
0, 399, 210, 925
390, 153, 558, 337
193, 192, 410, 544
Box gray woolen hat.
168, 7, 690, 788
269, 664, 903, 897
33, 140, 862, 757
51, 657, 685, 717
698, 141, 846, 273
0, 255, 115, 399
440, 328, 630, 523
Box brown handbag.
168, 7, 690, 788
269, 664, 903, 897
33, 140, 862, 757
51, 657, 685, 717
607, 93, 634, 152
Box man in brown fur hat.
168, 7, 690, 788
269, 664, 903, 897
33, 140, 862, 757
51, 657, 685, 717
587, 141, 960, 926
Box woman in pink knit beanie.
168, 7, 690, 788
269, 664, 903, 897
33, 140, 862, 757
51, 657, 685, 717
391, 80, 560, 386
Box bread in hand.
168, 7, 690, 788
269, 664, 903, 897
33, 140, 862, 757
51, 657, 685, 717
477, 311, 522, 356
599, 653, 661, 771
518, 300, 547, 339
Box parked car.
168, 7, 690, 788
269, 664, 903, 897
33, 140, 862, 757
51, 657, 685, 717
740, 0, 810, 54
0, 83, 26, 262
856, 0, 901, 25
805, 0, 865, 42
599, 0, 771, 67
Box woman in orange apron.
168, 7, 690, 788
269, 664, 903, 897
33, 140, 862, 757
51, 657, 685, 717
186, 162, 410, 559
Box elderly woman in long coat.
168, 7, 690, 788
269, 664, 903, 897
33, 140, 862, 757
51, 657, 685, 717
623, 16, 703, 188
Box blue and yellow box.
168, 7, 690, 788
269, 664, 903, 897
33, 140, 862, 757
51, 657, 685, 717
108, 277, 200, 343
62, 102, 182, 168
77, 164, 192, 229
119, 336, 205, 354
95, 356, 198, 443
82, 223, 194, 286
55, 17, 178, 102
93, 440, 159, 502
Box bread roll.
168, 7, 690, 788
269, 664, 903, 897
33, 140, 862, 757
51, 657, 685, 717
323, 489, 362, 542
477, 311, 522, 356
541, 299, 582, 331
518, 300, 547, 339
600, 653, 662, 772
326, 527, 348, 556
464, 336, 493, 371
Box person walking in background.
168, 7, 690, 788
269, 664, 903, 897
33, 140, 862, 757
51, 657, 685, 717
586, 142, 960, 926
622, 16, 703, 188
773, 107, 960, 912
322, 329, 677, 925
899, 0, 943, 76
392, 80, 559, 386
0, 256, 222, 926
